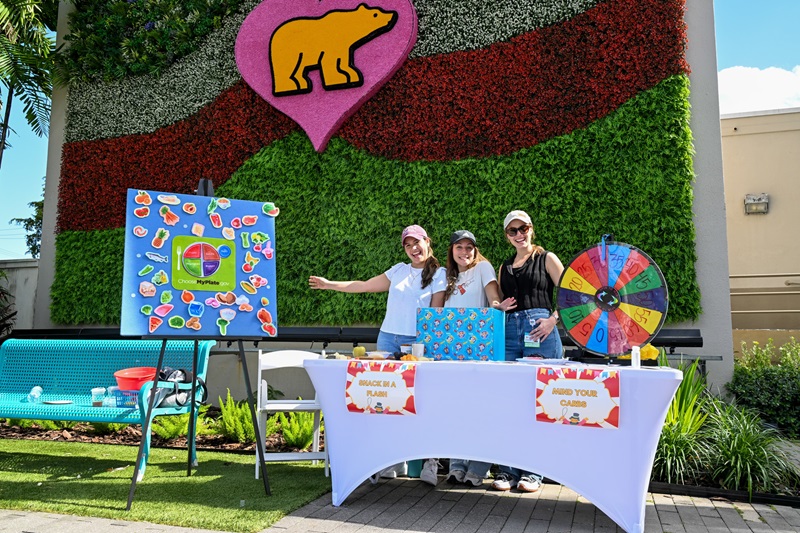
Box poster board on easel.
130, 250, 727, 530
120, 189, 278, 338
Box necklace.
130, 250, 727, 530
408, 266, 422, 285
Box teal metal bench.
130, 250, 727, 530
0, 338, 215, 479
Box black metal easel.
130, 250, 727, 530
126, 178, 271, 508
237, 338, 272, 496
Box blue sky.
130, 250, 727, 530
1, 0, 799, 259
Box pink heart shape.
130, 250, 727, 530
236, 0, 418, 151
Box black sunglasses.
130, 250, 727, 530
505, 225, 531, 237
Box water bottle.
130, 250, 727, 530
631, 346, 641, 368
27, 386, 43, 403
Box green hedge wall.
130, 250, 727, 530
51, 74, 699, 326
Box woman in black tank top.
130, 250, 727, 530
498, 210, 565, 360
490, 210, 566, 493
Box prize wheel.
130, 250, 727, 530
556, 238, 668, 357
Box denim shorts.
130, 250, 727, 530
376, 331, 417, 353
505, 308, 563, 361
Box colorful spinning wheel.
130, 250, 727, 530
556, 238, 668, 357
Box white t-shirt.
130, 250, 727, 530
445, 260, 497, 308
381, 263, 447, 335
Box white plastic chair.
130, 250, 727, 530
255, 349, 329, 479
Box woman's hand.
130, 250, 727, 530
494, 297, 517, 312
308, 276, 330, 290
532, 315, 558, 342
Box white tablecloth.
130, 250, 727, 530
304, 359, 681, 533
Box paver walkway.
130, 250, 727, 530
3, 475, 800, 532
264, 476, 800, 533
5, 443, 800, 532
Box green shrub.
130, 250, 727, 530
0, 270, 15, 337
262, 412, 280, 442
702, 398, 800, 497
151, 405, 214, 440
737, 339, 776, 370
780, 337, 800, 368
217, 389, 255, 444
6, 419, 77, 431
276, 399, 320, 450
56, 0, 245, 82
653, 358, 709, 484
727, 339, 800, 438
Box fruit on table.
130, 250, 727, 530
353, 346, 366, 358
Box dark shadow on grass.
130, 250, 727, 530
0, 456, 331, 514
0, 451, 128, 481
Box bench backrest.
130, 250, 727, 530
0, 339, 215, 394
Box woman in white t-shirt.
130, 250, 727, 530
309, 224, 446, 353
443, 230, 516, 487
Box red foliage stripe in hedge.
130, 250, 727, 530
58, 0, 687, 233
339, 0, 688, 159
57, 83, 296, 233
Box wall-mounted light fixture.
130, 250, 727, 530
744, 193, 769, 215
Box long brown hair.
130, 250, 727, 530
421, 241, 440, 289
404, 236, 440, 288
444, 243, 489, 302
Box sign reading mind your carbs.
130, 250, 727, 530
345, 360, 417, 415
536, 366, 620, 428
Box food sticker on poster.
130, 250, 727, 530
121, 189, 279, 338
345, 360, 416, 414
535, 367, 620, 428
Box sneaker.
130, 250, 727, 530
491, 472, 518, 491
446, 469, 466, 484
517, 476, 541, 493
420, 459, 440, 486
464, 471, 483, 487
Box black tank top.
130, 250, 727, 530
500, 251, 555, 312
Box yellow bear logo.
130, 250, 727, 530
270, 4, 398, 96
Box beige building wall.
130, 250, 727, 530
721, 109, 800, 336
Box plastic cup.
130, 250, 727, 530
91, 387, 106, 407
411, 344, 425, 358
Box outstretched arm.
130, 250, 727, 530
308, 274, 390, 293
484, 280, 516, 311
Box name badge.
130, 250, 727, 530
524, 333, 540, 348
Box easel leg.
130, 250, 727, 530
239, 339, 271, 495
187, 339, 199, 476
127, 338, 168, 510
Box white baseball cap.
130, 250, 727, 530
503, 210, 532, 229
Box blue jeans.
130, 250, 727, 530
449, 458, 491, 478
376, 331, 416, 353
499, 465, 542, 483
505, 308, 563, 361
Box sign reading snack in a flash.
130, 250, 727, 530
121, 189, 279, 338
235, 0, 418, 151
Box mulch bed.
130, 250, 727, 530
0, 420, 308, 455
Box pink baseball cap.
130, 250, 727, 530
401, 225, 428, 243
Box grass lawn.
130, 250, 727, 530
0, 439, 331, 532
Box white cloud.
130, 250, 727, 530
717, 65, 800, 114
